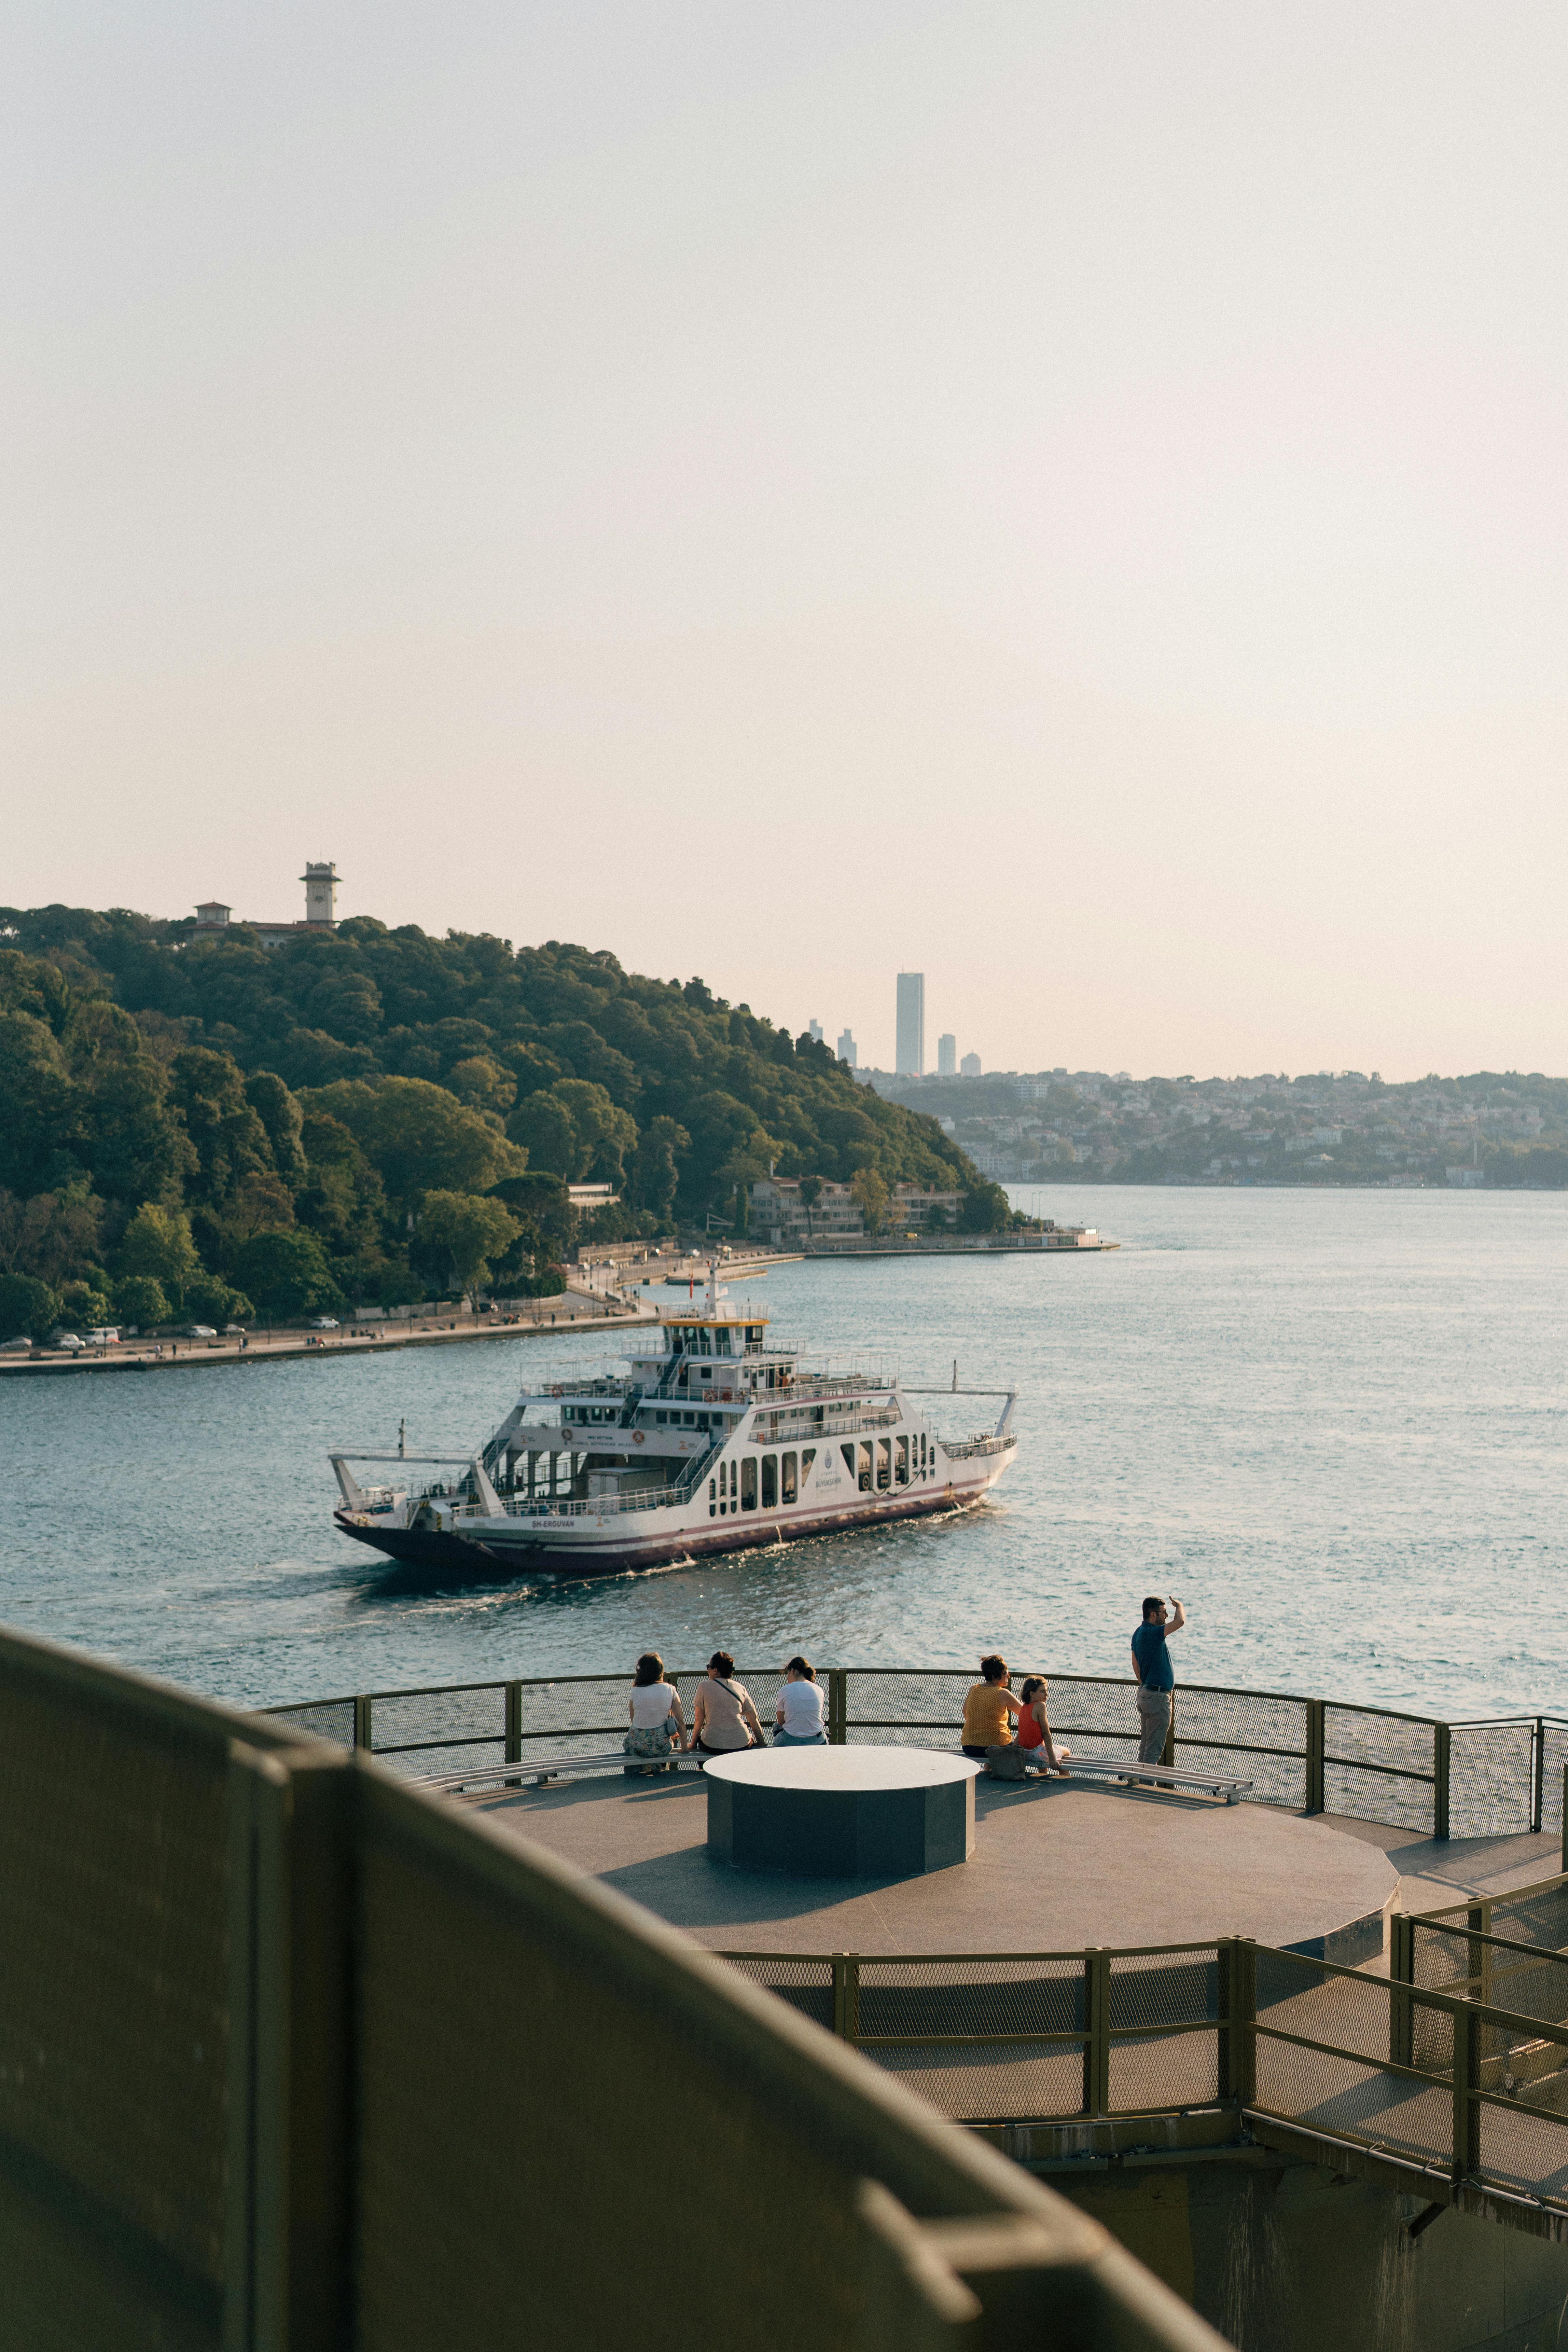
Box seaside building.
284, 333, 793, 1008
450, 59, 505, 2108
837, 1028, 857, 1067
937, 1033, 957, 1076
896, 972, 925, 1076
192, 860, 342, 949
807, 1018, 823, 1043
748, 1175, 962, 1244
960, 1051, 982, 1077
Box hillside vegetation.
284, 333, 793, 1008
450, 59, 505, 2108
0, 904, 987, 1338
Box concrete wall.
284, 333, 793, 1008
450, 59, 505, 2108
1052, 2154, 1568, 2352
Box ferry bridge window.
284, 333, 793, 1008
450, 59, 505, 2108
761, 1455, 777, 1509
781, 1451, 797, 1504
800, 1449, 815, 1484
740, 1458, 758, 1511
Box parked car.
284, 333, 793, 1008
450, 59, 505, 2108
50, 1332, 85, 1351
309, 1316, 340, 1330
186, 1324, 218, 1339
86, 1327, 121, 1346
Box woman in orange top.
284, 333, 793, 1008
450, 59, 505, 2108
960, 1654, 1024, 1758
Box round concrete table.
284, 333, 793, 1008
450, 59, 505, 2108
704, 1746, 981, 1878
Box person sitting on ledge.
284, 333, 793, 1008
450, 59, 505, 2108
623, 1651, 686, 1774
1017, 1676, 1071, 1777
690, 1651, 765, 1757
774, 1656, 827, 1745
961, 1654, 1024, 1759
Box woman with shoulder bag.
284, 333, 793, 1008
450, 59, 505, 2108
623, 1651, 686, 1775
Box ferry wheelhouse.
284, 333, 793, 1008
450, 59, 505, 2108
329, 1271, 1017, 1579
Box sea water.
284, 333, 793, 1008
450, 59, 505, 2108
1, 1186, 1562, 1717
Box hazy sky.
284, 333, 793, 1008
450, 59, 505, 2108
5, 2, 1566, 1077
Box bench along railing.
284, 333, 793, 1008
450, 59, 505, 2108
717, 1936, 1568, 2229
258, 1668, 1568, 1841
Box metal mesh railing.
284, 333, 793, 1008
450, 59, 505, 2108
260, 1672, 1568, 1841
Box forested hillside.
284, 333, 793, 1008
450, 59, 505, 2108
0, 904, 987, 1338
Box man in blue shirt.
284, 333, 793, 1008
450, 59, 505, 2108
1131, 1594, 1185, 1770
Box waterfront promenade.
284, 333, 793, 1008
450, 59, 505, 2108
0, 1291, 656, 1376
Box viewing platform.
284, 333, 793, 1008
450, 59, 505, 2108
467, 1768, 1403, 1966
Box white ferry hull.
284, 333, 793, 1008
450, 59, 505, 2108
334, 1449, 1011, 1580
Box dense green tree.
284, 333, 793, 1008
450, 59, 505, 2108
417, 1190, 522, 1307
305, 1076, 524, 1206
850, 1165, 890, 1234
59, 1277, 114, 1328
112, 1274, 171, 1327
244, 1071, 308, 1187
229, 1229, 343, 1319
0, 1013, 75, 1194
117, 1203, 203, 1309
0, 1272, 60, 1341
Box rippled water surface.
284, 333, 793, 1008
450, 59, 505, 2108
2, 1187, 1563, 1717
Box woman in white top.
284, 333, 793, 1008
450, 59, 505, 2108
623, 1651, 686, 1773
774, 1656, 827, 1746
689, 1651, 764, 1756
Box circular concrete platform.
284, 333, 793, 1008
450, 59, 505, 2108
704, 1746, 979, 1877
472, 1770, 1397, 1964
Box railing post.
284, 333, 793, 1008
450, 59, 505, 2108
1389, 1913, 1414, 2070
1304, 1698, 1326, 1815
353, 1694, 374, 1752
1452, 2002, 1479, 2187
1533, 1717, 1545, 1836
1433, 1722, 1451, 1840
1083, 1950, 1111, 2117
827, 1669, 848, 1746
504, 1680, 523, 1764
1216, 1940, 1259, 2108
830, 1954, 859, 2046
1467, 1904, 1491, 2009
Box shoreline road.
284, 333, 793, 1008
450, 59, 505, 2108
0, 1297, 659, 1378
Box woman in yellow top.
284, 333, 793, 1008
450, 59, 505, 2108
960, 1654, 1025, 1758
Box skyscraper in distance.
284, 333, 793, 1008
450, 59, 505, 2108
960, 1052, 982, 1078
807, 1018, 823, 1043
837, 1029, 857, 1068
937, 1033, 957, 1076
896, 972, 925, 1076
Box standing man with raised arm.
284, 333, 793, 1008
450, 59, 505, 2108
1131, 1594, 1186, 1772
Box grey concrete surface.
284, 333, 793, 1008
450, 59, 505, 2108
470, 1770, 1398, 1955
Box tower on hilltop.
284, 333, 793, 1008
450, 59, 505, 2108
302, 862, 340, 927
937, 1033, 957, 1076
896, 972, 925, 1076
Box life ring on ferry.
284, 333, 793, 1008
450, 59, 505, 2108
633, 1430, 645, 1444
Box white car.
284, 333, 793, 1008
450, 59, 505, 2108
51, 1332, 85, 1351
86, 1327, 120, 1345
186, 1324, 218, 1339
309, 1316, 340, 1330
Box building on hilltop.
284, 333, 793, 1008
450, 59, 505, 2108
960, 1051, 982, 1077
807, 1018, 823, 1043
748, 1174, 963, 1245
837, 1028, 858, 1067
193, 861, 342, 949
937, 1033, 957, 1076
896, 972, 925, 1075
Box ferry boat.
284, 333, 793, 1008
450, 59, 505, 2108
329, 1268, 1017, 1578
